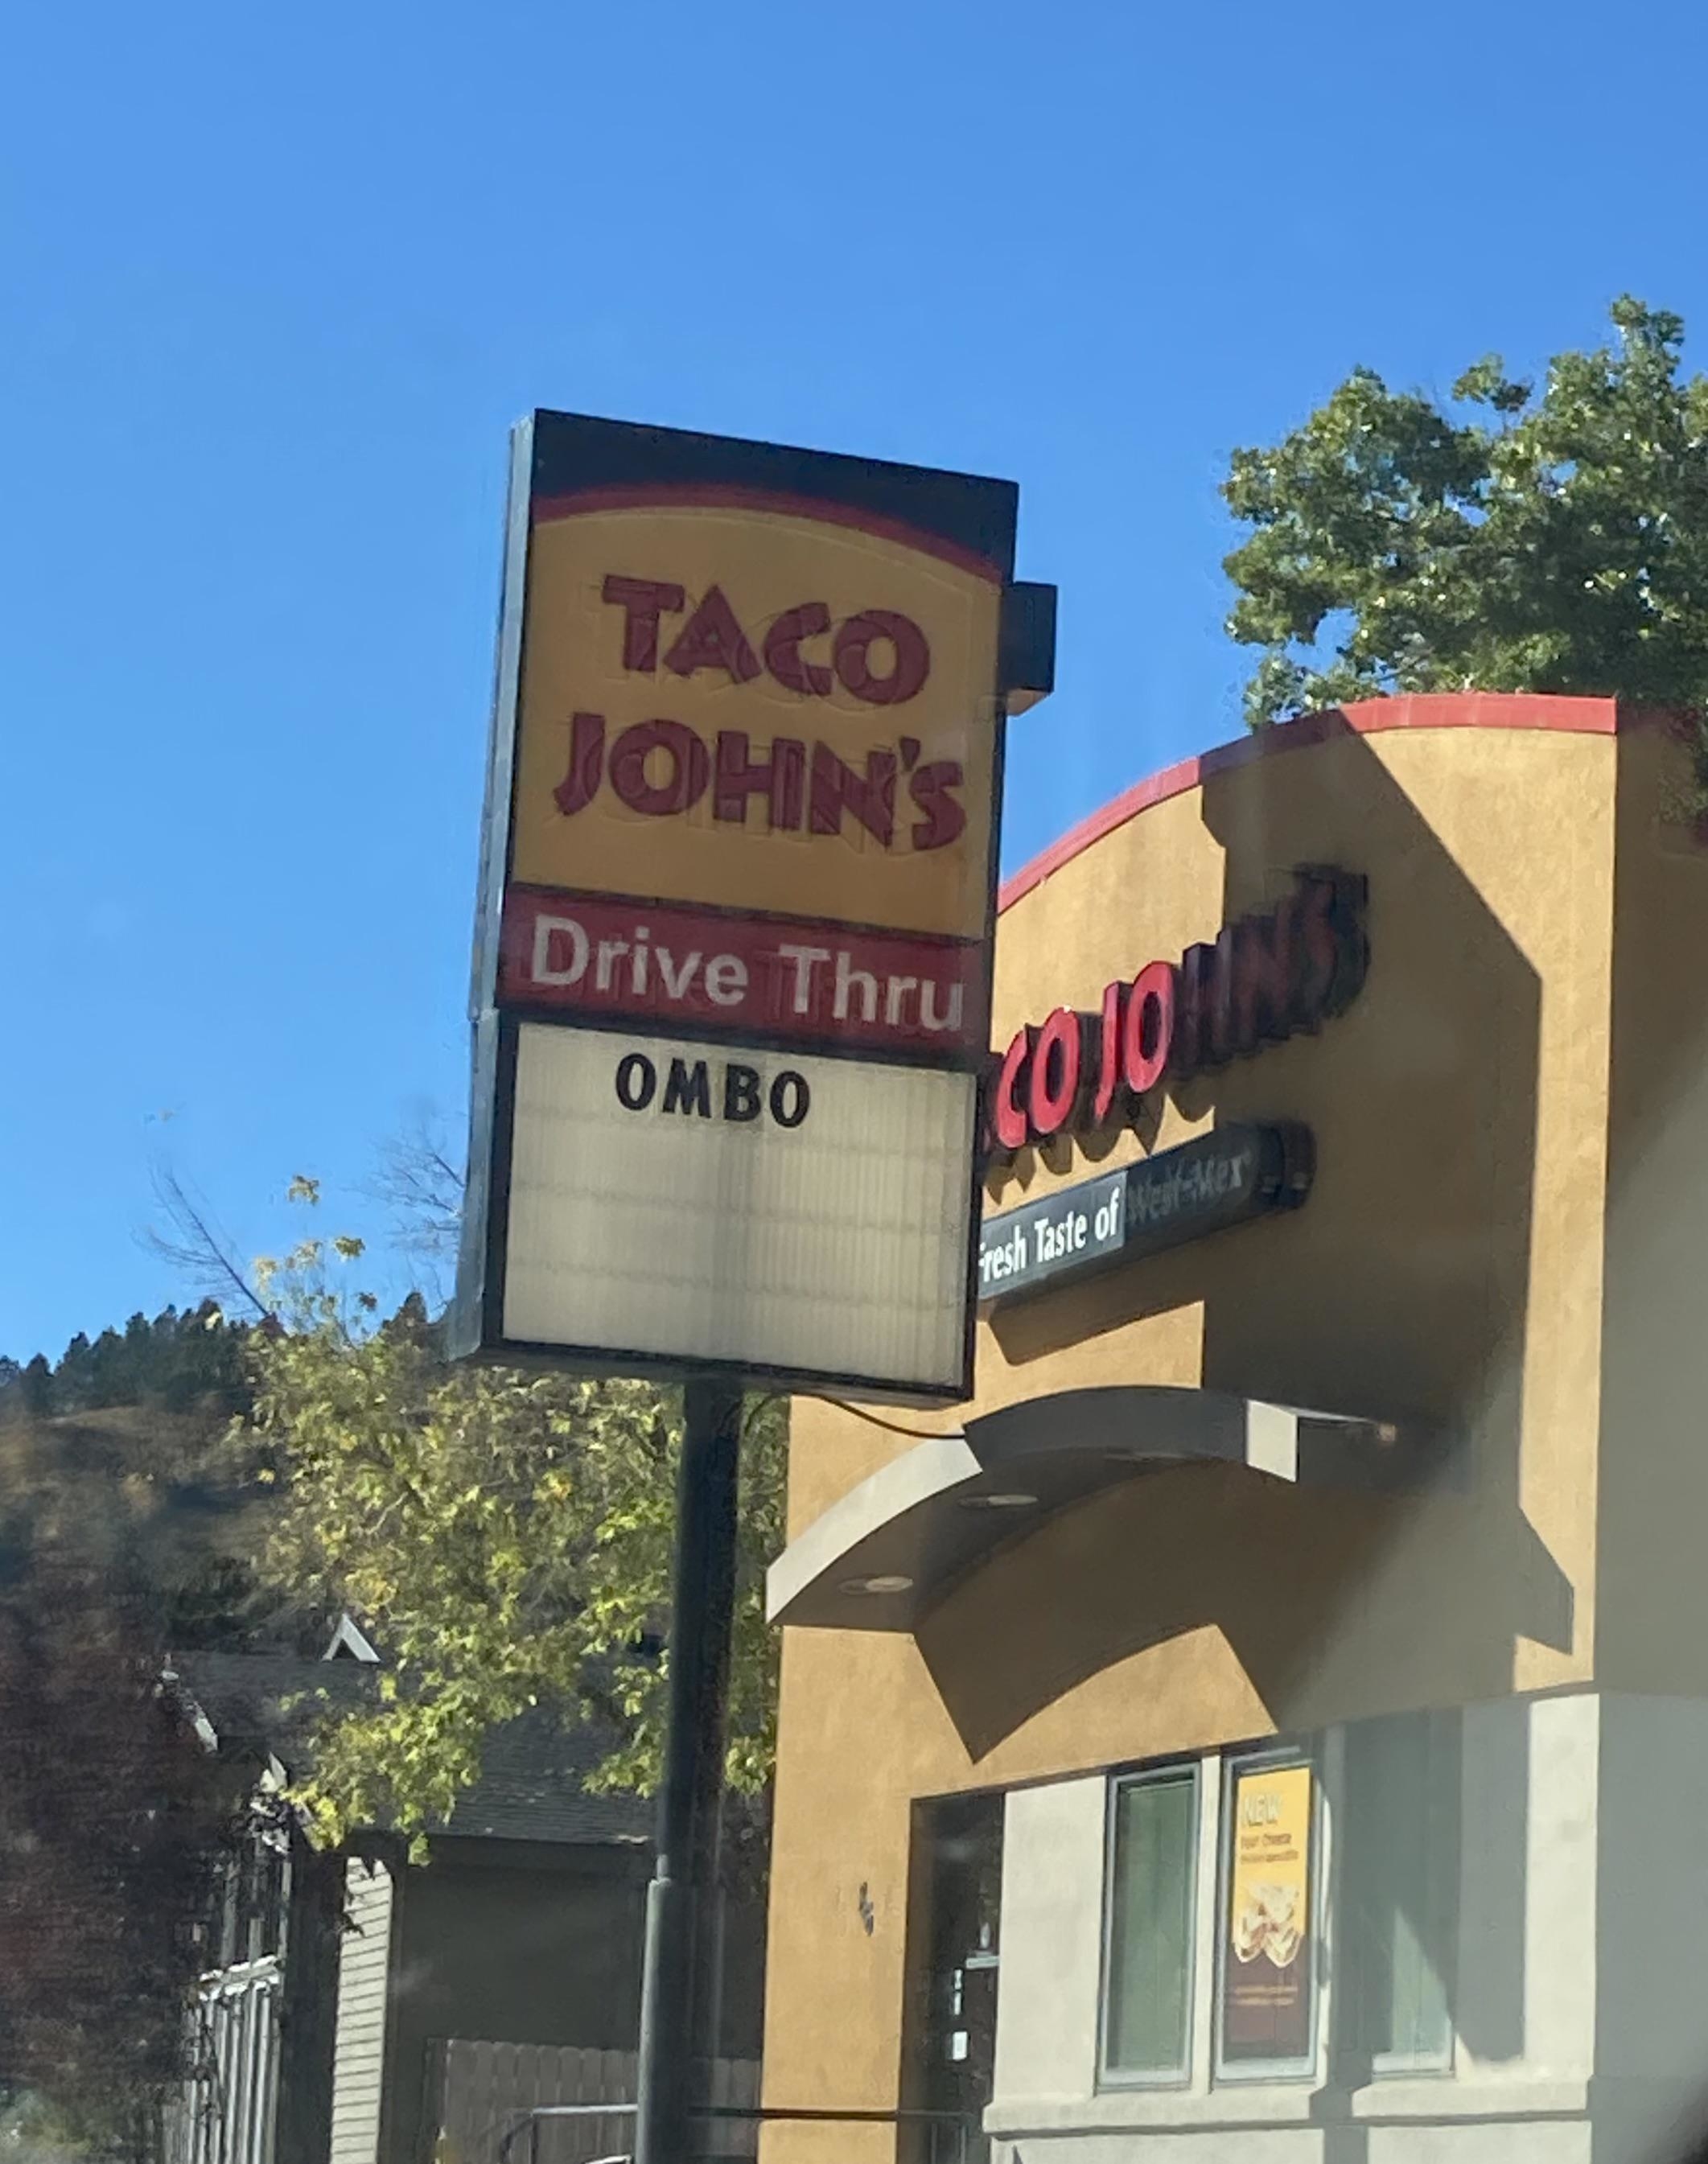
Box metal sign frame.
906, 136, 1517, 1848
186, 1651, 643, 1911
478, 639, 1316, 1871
451, 411, 1052, 1404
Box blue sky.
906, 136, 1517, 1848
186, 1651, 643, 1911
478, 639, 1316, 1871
6, 0, 1705, 1357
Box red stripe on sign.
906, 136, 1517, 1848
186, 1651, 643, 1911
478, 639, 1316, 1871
499, 888, 988, 1055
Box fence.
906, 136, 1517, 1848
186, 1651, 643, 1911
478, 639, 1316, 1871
161, 1957, 283, 2164
500, 2104, 977, 2164
429, 2040, 760, 2164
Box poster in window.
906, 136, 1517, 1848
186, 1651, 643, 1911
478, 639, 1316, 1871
1222, 1759, 1313, 2063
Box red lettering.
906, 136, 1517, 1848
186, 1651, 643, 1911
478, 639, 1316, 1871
1207, 925, 1240, 1066
990, 1029, 1034, 1156
1295, 876, 1338, 1014
1324, 872, 1370, 1014
1028, 1009, 1091, 1140
601, 575, 685, 673
663, 586, 762, 684
1294, 868, 1368, 1018
1092, 980, 1124, 1124
1173, 942, 1218, 1076
554, 710, 607, 816
762, 603, 833, 696
986, 871, 1364, 1169
1232, 903, 1296, 1051
714, 732, 805, 829
809, 743, 897, 846
908, 760, 965, 850
608, 720, 710, 816
1122, 961, 1175, 1096
833, 610, 930, 706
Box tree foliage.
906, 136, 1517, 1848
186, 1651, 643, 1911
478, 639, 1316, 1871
240, 1201, 786, 1853
1224, 296, 1708, 795
0, 1476, 247, 2136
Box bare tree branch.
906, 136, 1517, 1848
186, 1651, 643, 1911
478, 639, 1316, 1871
139, 1162, 271, 1322
364, 1113, 465, 1294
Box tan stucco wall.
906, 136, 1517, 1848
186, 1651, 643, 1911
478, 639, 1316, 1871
1596, 721, 1708, 1692
763, 710, 1622, 2137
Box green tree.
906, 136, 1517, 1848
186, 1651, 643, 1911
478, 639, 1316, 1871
241, 1205, 787, 1853
86, 1327, 130, 1409
1224, 296, 1708, 798
17, 1356, 51, 1417
55, 1335, 94, 1411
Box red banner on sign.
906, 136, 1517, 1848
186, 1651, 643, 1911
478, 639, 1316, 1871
498, 886, 986, 1056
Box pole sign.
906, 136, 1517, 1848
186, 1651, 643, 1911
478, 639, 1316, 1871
453, 412, 1053, 1402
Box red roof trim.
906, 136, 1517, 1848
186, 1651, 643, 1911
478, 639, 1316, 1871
529, 483, 1006, 586
998, 692, 1624, 915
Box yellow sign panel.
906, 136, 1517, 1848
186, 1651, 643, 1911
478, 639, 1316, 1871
510, 502, 1002, 940
1223, 1759, 1313, 2060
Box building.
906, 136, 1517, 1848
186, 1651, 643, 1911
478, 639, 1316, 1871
167, 1643, 763, 2164
761, 693, 1708, 2163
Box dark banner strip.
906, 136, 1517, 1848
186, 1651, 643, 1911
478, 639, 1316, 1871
978, 1124, 1314, 1304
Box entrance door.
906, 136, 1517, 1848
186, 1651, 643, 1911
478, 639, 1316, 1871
904, 1793, 1004, 2164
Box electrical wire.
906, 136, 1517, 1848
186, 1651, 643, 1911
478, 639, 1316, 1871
807, 1394, 960, 1443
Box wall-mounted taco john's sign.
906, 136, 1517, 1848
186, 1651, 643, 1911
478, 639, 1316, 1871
475, 413, 1055, 1067
989, 868, 1368, 1161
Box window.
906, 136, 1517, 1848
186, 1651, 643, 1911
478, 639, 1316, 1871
1336, 1710, 1460, 2073
1216, 1751, 1319, 2079
1100, 1766, 1199, 2083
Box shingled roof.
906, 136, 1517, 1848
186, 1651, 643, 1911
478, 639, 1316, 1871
171, 1652, 650, 1849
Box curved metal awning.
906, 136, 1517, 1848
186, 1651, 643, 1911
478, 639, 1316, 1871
767, 1384, 1443, 1632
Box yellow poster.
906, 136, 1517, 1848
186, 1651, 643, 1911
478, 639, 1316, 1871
1223, 1760, 1312, 2059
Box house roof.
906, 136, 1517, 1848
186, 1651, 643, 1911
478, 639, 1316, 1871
171, 1652, 650, 1850
447, 1704, 650, 1846
324, 1611, 381, 1662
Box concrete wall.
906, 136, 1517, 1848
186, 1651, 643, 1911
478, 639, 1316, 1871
764, 705, 1623, 2141
1596, 720, 1708, 1696
976, 1693, 1708, 2163
1586, 720, 1708, 2158
1591, 1696, 1708, 2162
984, 1697, 1603, 2163
990, 1779, 1105, 2106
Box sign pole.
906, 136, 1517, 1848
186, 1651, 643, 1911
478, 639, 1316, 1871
633, 1376, 744, 2164
454, 407, 1051, 2136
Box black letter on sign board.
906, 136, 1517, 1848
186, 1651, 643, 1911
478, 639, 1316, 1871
664, 1059, 712, 1118
723, 1064, 762, 1122
769, 1072, 810, 1129
615, 1053, 657, 1111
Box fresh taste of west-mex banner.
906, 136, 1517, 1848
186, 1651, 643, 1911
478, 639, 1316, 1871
479, 411, 1026, 1067
1222, 1759, 1315, 2063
